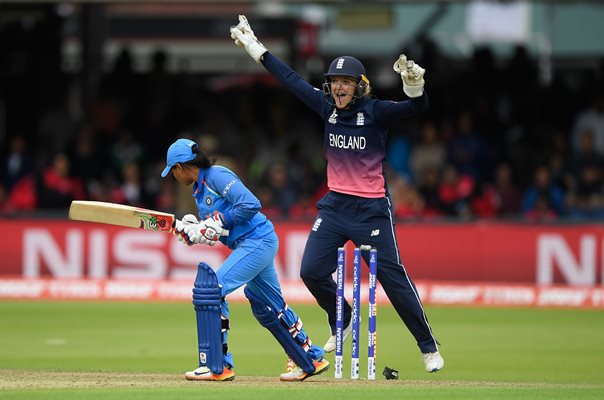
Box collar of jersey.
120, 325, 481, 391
192, 168, 208, 196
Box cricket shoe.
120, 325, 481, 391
279, 358, 330, 382
184, 366, 235, 381
422, 351, 444, 373
323, 322, 352, 353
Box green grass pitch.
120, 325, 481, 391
0, 300, 602, 399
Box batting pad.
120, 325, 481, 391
192, 262, 224, 375
244, 286, 315, 374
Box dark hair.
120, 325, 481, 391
183, 144, 216, 169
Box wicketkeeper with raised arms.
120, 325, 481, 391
163, 138, 329, 381
230, 15, 444, 373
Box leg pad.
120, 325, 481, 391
192, 262, 224, 375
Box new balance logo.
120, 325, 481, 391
370, 229, 380, 237
312, 218, 323, 232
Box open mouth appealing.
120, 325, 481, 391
335, 93, 349, 104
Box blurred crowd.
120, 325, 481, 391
2, 38, 604, 222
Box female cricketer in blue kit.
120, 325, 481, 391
162, 138, 329, 381
231, 15, 444, 373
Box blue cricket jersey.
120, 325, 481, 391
192, 165, 274, 249
262, 52, 428, 198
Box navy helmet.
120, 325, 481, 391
324, 56, 366, 81
323, 56, 370, 103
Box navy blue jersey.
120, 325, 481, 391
192, 165, 274, 249
262, 53, 428, 198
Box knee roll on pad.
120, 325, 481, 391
192, 262, 224, 375
244, 286, 315, 374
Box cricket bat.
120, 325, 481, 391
69, 201, 176, 232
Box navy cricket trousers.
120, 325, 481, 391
300, 191, 439, 353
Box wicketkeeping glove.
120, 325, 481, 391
230, 15, 268, 64
393, 54, 425, 98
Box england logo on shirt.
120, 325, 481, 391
328, 110, 338, 124
356, 112, 365, 126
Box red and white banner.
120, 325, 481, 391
1, 278, 602, 308
0, 219, 603, 306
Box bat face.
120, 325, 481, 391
69, 201, 176, 232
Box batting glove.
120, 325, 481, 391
174, 214, 200, 246
393, 54, 425, 98
230, 15, 268, 64
199, 213, 226, 242
181, 222, 215, 246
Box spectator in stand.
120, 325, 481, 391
438, 164, 474, 218
111, 130, 144, 173
547, 130, 574, 194
0, 134, 36, 212
0, 177, 37, 212
571, 129, 603, 177
569, 160, 604, 218
260, 162, 298, 218
492, 162, 522, 217
0, 185, 6, 212
417, 166, 444, 216
566, 130, 604, 218
470, 162, 522, 218
110, 161, 149, 207
409, 120, 446, 185
254, 185, 281, 221
288, 193, 317, 220
68, 125, 106, 197
37, 153, 85, 209
447, 111, 487, 184
571, 94, 604, 156
522, 165, 565, 219
389, 174, 426, 219
1, 135, 33, 191
386, 132, 412, 181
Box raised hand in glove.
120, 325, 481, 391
230, 14, 268, 64
393, 54, 425, 98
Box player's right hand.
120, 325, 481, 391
230, 15, 268, 64
174, 214, 200, 246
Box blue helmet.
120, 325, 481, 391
323, 56, 370, 103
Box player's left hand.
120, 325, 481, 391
181, 222, 214, 246
393, 54, 425, 98
200, 214, 226, 242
